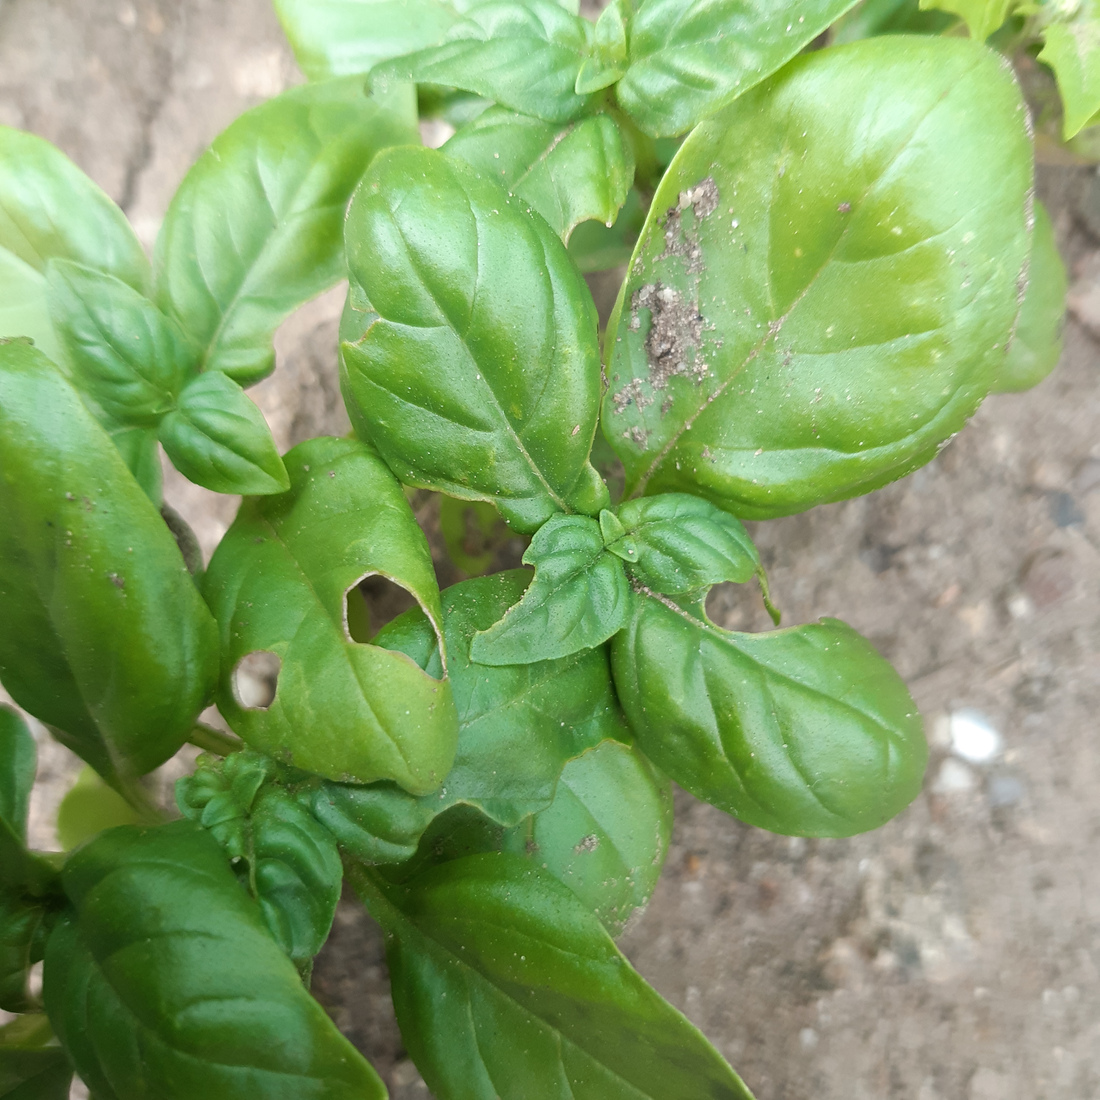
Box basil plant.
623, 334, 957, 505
0, 0, 1067, 1096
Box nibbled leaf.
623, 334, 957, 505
0, 1015, 72, 1100
995, 201, 1066, 393
158, 371, 289, 496
0, 343, 219, 785
154, 76, 418, 385
1038, 3, 1100, 138
177, 753, 343, 969
611, 590, 927, 837
43, 821, 386, 1100
603, 37, 1033, 519
444, 108, 634, 241
351, 854, 756, 1100
56, 768, 144, 852
203, 436, 458, 794
46, 260, 195, 427
470, 515, 630, 666
370, 0, 597, 124
568, 189, 646, 274
341, 145, 608, 533
617, 0, 861, 137
0, 126, 149, 364
502, 739, 672, 935
375, 572, 629, 825
917, 0, 1014, 40
312, 780, 439, 865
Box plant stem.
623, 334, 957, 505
187, 723, 244, 757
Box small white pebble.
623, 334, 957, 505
949, 709, 1002, 764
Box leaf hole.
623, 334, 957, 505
233, 651, 281, 710
345, 574, 419, 644
705, 582, 770, 632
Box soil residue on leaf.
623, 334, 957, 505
628, 283, 709, 390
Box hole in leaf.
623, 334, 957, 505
356, 574, 418, 638
232, 651, 281, 710
705, 582, 768, 632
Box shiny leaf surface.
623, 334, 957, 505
603, 37, 1033, 518
611, 591, 927, 837
203, 436, 457, 793
312, 781, 438, 865
154, 77, 418, 385
43, 821, 386, 1099
341, 145, 607, 533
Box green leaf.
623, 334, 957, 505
56, 768, 145, 852
0, 708, 35, 849
502, 739, 671, 935
832, 0, 957, 41
371, 0, 597, 124
341, 145, 608, 533
158, 371, 289, 496
470, 515, 630, 665
444, 109, 634, 242
0, 1015, 72, 1100
617, 0, 861, 137
43, 821, 386, 1099
917, 0, 1014, 40
995, 201, 1066, 393
567, 189, 646, 274
1039, 4, 1100, 138
0, 126, 149, 365
351, 853, 756, 1100
0, 343, 219, 785
46, 260, 195, 427
312, 781, 438, 865
203, 436, 458, 793
574, 0, 628, 93
611, 590, 927, 837
439, 496, 510, 577
375, 572, 629, 824
154, 77, 418, 385
603, 37, 1033, 519
0, 892, 54, 1015
109, 424, 163, 505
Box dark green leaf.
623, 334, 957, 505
375, 572, 629, 824
470, 515, 630, 665
0, 1015, 72, 1100
203, 436, 458, 793
371, 0, 596, 124
312, 781, 438, 865
0, 343, 219, 785
55, 768, 145, 852
154, 77, 418, 385
43, 821, 386, 1099
158, 371, 289, 496
502, 739, 671, 934
611, 590, 927, 837
0, 894, 45, 1013
0, 126, 149, 366
996, 201, 1066, 393
603, 37, 1033, 518
0, 708, 35, 848
351, 854, 756, 1100
617, 0, 861, 137
341, 145, 608, 534
444, 108, 634, 241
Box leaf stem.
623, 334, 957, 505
187, 723, 244, 757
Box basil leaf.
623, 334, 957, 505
0, 708, 35, 849
502, 739, 671, 935
154, 77, 418, 385
203, 436, 458, 794
158, 371, 289, 496
351, 853, 756, 1100
575, 0, 628, 93
996, 201, 1066, 394
44, 821, 386, 1099
438, 496, 510, 577
56, 768, 144, 852
567, 188, 646, 274
110, 424, 163, 505
603, 37, 1033, 519
612, 590, 927, 837
341, 145, 608, 533
0, 126, 149, 365
371, 0, 596, 124
312, 781, 438, 865
833, 0, 957, 40
917, 0, 1013, 41
0, 893, 51, 1014
45, 260, 195, 427
470, 515, 630, 666
0, 343, 219, 785
617, 0, 860, 137
0, 1016, 72, 1100
1039, 8, 1100, 138
375, 572, 628, 824
444, 108, 634, 241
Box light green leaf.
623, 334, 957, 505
341, 145, 608, 534
617, 0, 861, 137
55, 768, 144, 852
154, 77, 418, 385
611, 590, 927, 837
443, 108, 634, 241
0, 343, 219, 786
1039, 5, 1100, 137
158, 371, 289, 496
375, 572, 629, 824
470, 515, 630, 666
995, 201, 1066, 393
574, 0, 628, 93
351, 854, 756, 1100
917, 0, 1014, 40
502, 739, 671, 935
108, 424, 163, 505
203, 436, 458, 794
312, 780, 438, 865
44, 821, 386, 1099
833, 0, 957, 40
0, 1015, 72, 1100
603, 37, 1033, 519
371, 0, 596, 124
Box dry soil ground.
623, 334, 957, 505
2, 2, 1099, 1097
